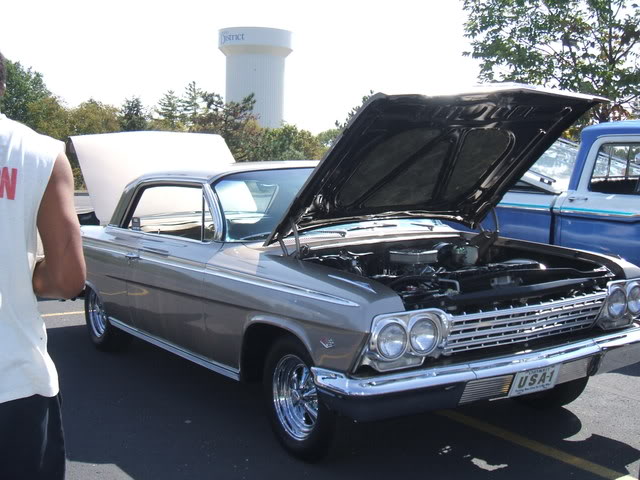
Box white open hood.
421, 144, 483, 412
71, 131, 235, 224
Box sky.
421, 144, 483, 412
1, 0, 481, 133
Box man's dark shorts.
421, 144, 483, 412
0, 394, 65, 480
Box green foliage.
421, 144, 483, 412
68, 100, 120, 136
462, 0, 640, 123
119, 96, 148, 131
179, 81, 204, 128
248, 124, 325, 161
335, 90, 375, 129
0, 59, 51, 125
191, 92, 263, 161
2, 57, 339, 186
153, 90, 183, 130
26, 96, 70, 140
316, 128, 341, 150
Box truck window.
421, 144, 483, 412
589, 143, 640, 195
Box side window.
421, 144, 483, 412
589, 143, 640, 195
128, 185, 214, 242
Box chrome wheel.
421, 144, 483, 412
272, 354, 319, 441
87, 290, 108, 338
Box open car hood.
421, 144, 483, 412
266, 85, 605, 246
71, 131, 235, 224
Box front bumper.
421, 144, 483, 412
312, 326, 640, 421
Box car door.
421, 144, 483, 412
554, 137, 640, 266
124, 182, 221, 357
495, 138, 578, 243
496, 188, 558, 243
84, 226, 140, 326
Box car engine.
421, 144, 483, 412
302, 234, 613, 314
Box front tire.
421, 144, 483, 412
515, 377, 589, 409
84, 287, 129, 351
263, 336, 336, 462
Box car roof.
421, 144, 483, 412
135, 160, 319, 185
582, 120, 640, 138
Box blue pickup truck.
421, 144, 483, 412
494, 120, 640, 266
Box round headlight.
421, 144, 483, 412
376, 321, 408, 360
607, 286, 627, 318
627, 283, 640, 316
409, 316, 440, 355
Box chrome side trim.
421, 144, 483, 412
498, 203, 551, 212
556, 207, 640, 219
312, 326, 640, 398
136, 254, 203, 274
82, 243, 130, 257
109, 318, 240, 381
204, 266, 360, 307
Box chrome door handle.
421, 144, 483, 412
567, 196, 588, 202
124, 252, 139, 260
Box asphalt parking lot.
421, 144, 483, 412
41, 298, 639, 480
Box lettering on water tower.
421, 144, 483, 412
220, 32, 245, 44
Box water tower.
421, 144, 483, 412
218, 27, 292, 128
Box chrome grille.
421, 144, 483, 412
445, 291, 606, 355
459, 375, 512, 404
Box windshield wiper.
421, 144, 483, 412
409, 222, 435, 230
346, 223, 397, 232
304, 229, 347, 237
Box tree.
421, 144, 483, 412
191, 92, 263, 161
316, 128, 341, 150
153, 90, 183, 130
119, 96, 148, 131
26, 96, 70, 140
248, 124, 325, 161
68, 99, 120, 136
179, 81, 204, 128
462, 0, 640, 123
0, 59, 51, 126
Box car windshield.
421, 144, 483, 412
213, 168, 449, 242
526, 139, 579, 191
213, 168, 313, 242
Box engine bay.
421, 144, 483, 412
303, 233, 614, 314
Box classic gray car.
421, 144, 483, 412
75, 86, 640, 461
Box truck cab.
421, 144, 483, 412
497, 120, 640, 267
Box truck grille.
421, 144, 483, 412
444, 291, 606, 355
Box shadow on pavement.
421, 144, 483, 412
47, 324, 640, 480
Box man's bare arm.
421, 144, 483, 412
33, 152, 86, 299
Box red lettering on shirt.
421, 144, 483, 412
0, 167, 18, 200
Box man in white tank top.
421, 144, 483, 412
0, 51, 86, 479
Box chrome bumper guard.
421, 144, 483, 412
312, 327, 640, 401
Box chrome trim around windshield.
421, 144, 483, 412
312, 326, 640, 397
203, 183, 224, 242
109, 318, 240, 380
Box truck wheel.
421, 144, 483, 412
84, 287, 129, 351
263, 336, 336, 462
515, 377, 589, 409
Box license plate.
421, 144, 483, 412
509, 365, 560, 397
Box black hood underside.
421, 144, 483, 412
267, 86, 605, 246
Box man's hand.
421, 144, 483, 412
33, 152, 86, 299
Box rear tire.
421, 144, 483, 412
263, 336, 336, 462
515, 377, 589, 409
84, 287, 129, 351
